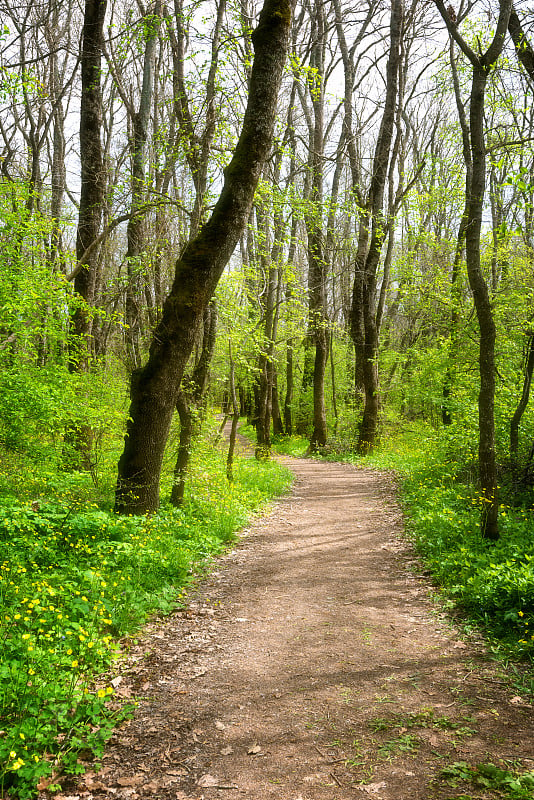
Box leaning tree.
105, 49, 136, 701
115, 0, 292, 514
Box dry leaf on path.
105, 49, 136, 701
197, 773, 219, 787
247, 744, 262, 755
361, 781, 387, 794
52, 796, 81, 800
509, 695, 532, 707
220, 745, 234, 755
214, 719, 226, 730
117, 775, 145, 787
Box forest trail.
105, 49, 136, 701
59, 456, 534, 800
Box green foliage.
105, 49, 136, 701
440, 761, 534, 799
398, 441, 534, 661
0, 180, 73, 363
0, 365, 121, 460
369, 707, 476, 735
376, 733, 420, 759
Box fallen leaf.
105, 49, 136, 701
362, 781, 387, 794
117, 775, 145, 787
247, 744, 262, 755
111, 676, 123, 688
197, 773, 219, 787
214, 719, 226, 730
52, 796, 80, 800
453, 641, 467, 649
38, 776, 59, 791
220, 746, 234, 756
509, 695, 532, 707
84, 778, 108, 790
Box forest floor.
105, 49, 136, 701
49, 448, 534, 800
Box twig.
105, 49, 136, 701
329, 772, 343, 787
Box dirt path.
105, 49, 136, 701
62, 456, 533, 800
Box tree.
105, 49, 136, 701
66, 0, 107, 470
349, 0, 403, 453
305, 0, 328, 451
434, 0, 513, 539
115, 0, 292, 514
508, 4, 534, 82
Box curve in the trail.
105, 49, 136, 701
62, 456, 534, 800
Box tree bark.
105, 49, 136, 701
115, 0, 291, 514
442, 38, 471, 426
71, 0, 107, 368
64, 0, 107, 472
508, 5, 534, 82
510, 334, 534, 485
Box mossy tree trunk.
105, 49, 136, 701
226, 342, 240, 481
115, 0, 291, 514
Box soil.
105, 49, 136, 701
49, 451, 534, 800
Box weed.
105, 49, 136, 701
440, 761, 534, 799
377, 733, 420, 759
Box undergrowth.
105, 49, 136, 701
0, 421, 291, 799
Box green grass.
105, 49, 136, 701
0, 421, 292, 798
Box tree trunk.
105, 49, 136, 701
508, 5, 534, 82
307, 0, 328, 452
170, 301, 217, 506
434, 0, 513, 539
442, 38, 471, 426
284, 336, 294, 436
125, 2, 162, 372
71, 0, 107, 367
226, 342, 240, 481
510, 334, 534, 484
115, 0, 291, 514
170, 391, 193, 507
354, 0, 403, 454
255, 187, 277, 459
65, 0, 107, 472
